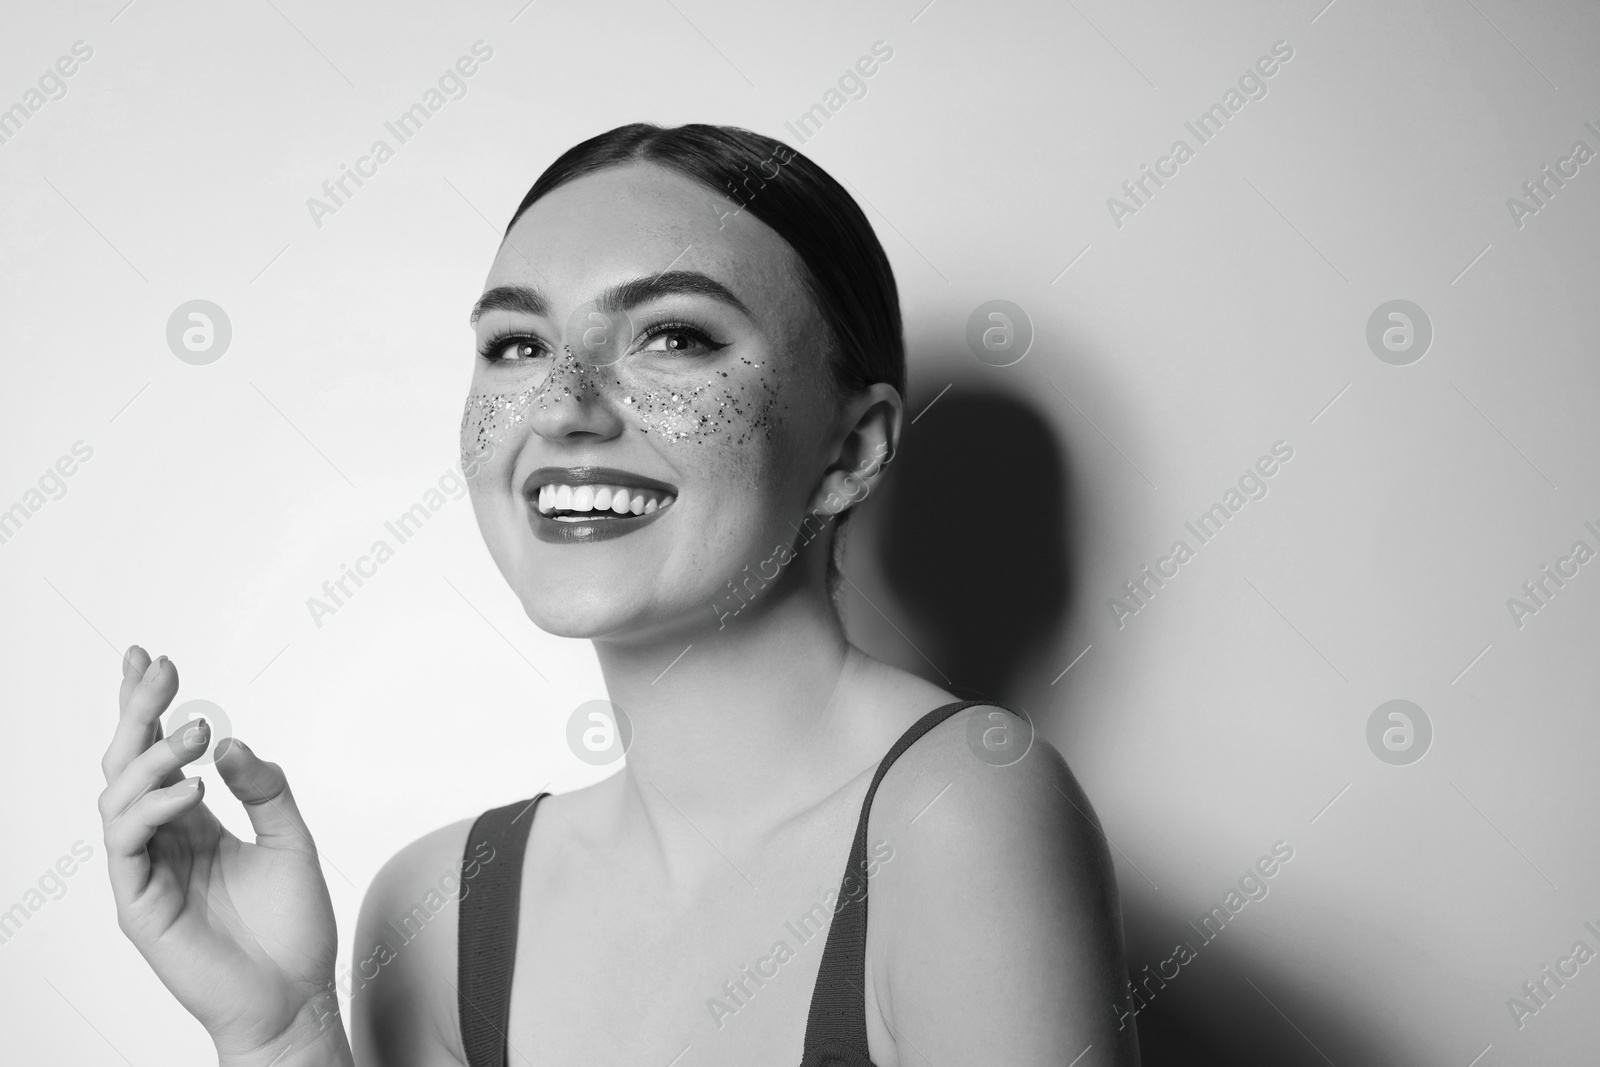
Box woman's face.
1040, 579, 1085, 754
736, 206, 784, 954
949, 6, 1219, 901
463, 163, 841, 641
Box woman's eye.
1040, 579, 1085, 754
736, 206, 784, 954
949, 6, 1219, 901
638, 326, 725, 356
482, 336, 545, 363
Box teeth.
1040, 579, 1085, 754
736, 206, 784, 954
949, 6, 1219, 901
534, 482, 675, 518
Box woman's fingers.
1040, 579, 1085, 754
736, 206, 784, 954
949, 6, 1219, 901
102, 651, 180, 786
99, 718, 212, 824
118, 644, 150, 716
214, 738, 317, 853
104, 776, 206, 904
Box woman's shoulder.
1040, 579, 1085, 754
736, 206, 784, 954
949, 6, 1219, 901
867, 701, 1103, 847
360, 815, 481, 933
349, 815, 480, 1067
851, 685, 1115, 902
861, 705, 1132, 1061
372, 813, 480, 887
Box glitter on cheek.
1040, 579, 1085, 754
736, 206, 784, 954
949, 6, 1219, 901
460, 387, 535, 472
619, 357, 787, 448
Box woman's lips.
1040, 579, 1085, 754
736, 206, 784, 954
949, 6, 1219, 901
522, 466, 677, 544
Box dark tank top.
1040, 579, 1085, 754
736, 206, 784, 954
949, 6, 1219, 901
457, 699, 995, 1066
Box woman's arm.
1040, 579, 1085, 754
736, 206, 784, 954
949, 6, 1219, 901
866, 710, 1141, 1067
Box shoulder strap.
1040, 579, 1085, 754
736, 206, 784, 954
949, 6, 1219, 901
800, 700, 999, 1065
458, 793, 547, 1067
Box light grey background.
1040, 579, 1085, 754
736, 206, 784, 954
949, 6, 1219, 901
1, 1, 1595, 1064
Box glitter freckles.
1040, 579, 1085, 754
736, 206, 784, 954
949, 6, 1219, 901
461, 385, 538, 466
626, 358, 782, 445
460, 351, 785, 462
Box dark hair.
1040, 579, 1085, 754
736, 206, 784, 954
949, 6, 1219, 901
506, 123, 905, 590
505, 123, 905, 401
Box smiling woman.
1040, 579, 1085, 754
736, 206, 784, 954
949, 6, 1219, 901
96, 123, 1137, 1067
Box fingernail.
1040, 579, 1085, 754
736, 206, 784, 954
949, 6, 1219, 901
122, 646, 142, 676
183, 719, 210, 748
179, 777, 201, 793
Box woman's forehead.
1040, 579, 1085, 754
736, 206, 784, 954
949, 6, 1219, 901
487, 162, 807, 322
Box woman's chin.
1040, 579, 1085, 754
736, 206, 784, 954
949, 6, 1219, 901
518, 583, 727, 646
518, 588, 660, 642
517, 597, 614, 639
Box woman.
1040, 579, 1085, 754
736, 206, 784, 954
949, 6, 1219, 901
97, 124, 1138, 1067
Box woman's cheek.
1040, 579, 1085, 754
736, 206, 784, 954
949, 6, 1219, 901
616, 358, 786, 482
460, 385, 539, 485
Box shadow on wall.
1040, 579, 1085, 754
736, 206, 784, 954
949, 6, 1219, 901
852, 382, 1397, 1067
867, 385, 1074, 703
1118, 889, 1407, 1067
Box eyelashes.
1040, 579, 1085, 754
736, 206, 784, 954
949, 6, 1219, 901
476, 321, 730, 365
637, 321, 731, 356
477, 333, 546, 364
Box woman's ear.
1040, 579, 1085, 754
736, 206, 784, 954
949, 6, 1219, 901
809, 382, 902, 517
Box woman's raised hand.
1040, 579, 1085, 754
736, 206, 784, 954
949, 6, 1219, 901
98, 646, 353, 1067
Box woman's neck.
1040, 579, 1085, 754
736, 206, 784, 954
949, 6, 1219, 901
585, 580, 880, 883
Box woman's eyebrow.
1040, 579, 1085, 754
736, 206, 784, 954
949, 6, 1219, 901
469, 271, 751, 325
596, 271, 752, 318
470, 285, 547, 324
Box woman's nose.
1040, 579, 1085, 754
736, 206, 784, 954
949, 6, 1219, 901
528, 347, 626, 442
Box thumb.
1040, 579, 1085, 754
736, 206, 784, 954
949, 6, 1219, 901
214, 737, 317, 853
